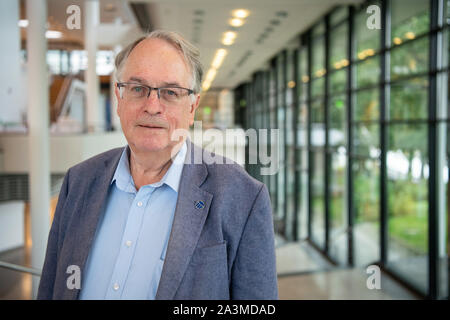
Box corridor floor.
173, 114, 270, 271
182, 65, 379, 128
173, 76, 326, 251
0, 238, 420, 299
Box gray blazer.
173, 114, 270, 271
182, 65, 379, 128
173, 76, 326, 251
37, 140, 278, 300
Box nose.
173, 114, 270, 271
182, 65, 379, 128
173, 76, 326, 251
143, 88, 163, 115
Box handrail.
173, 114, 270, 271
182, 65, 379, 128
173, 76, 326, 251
0, 261, 41, 276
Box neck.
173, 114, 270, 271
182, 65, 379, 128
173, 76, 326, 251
129, 142, 183, 190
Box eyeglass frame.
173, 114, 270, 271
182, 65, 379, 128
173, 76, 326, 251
116, 82, 195, 103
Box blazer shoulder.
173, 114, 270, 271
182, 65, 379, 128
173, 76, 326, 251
68, 147, 124, 176
200, 147, 264, 195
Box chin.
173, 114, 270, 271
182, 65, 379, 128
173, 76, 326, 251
133, 135, 173, 154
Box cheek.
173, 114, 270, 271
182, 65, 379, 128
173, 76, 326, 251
167, 109, 191, 130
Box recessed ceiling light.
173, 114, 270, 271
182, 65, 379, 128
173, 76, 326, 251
222, 38, 234, 46
18, 19, 29, 28
229, 18, 244, 27
222, 31, 237, 45
232, 9, 249, 19
211, 49, 227, 69
205, 68, 217, 83
45, 30, 62, 39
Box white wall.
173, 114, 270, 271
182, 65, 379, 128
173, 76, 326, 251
0, 201, 24, 253
0, 0, 25, 126
0, 132, 127, 174
0, 128, 248, 173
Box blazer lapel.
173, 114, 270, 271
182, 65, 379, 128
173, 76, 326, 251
63, 148, 123, 300
156, 140, 213, 300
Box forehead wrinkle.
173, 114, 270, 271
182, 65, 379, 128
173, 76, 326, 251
126, 76, 184, 88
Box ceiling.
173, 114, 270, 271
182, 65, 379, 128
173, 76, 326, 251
42, 0, 361, 89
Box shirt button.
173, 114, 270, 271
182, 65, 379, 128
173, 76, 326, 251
125, 240, 132, 247
113, 283, 119, 291
137, 201, 143, 207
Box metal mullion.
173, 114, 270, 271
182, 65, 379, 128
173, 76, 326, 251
427, 0, 441, 300
324, 14, 331, 254
380, 0, 390, 266
282, 50, 289, 239
293, 48, 300, 241
307, 31, 313, 241
347, 4, 355, 267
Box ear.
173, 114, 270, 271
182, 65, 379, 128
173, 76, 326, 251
188, 94, 200, 126
114, 84, 122, 117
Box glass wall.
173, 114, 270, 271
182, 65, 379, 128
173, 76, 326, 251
296, 44, 309, 241
352, 2, 381, 267
240, 0, 449, 298
309, 23, 326, 249
386, 0, 430, 293
285, 49, 297, 240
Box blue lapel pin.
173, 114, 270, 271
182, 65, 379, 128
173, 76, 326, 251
195, 200, 205, 209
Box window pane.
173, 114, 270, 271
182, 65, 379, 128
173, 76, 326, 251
391, 37, 429, 80
330, 69, 347, 94
311, 122, 325, 148
298, 47, 309, 100
296, 168, 309, 240
312, 22, 325, 38
329, 151, 348, 264
330, 22, 348, 72
354, 88, 380, 121
311, 99, 325, 124
311, 77, 325, 98
297, 101, 308, 147
311, 150, 326, 248
353, 123, 380, 158
330, 7, 348, 26
387, 123, 428, 294
355, 2, 381, 60
353, 158, 380, 266
355, 56, 380, 88
311, 33, 325, 97
447, 0, 450, 25
329, 94, 346, 147
390, 77, 428, 120
391, 0, 430, 41
47, 50, 60, 74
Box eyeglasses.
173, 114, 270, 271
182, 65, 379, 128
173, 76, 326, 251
117, 82, 194, 106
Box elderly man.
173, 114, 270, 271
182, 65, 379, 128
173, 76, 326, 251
37, 30, 278, 300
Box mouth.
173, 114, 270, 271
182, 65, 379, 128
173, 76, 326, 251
138, 124, 166, 130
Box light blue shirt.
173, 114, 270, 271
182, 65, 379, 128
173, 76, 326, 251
79, 142, 187, 300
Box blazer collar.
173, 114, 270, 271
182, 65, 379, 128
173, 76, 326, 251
155, 139, 213, 299
66, 147, 123, 300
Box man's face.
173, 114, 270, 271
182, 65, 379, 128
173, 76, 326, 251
115, 38, 200, 155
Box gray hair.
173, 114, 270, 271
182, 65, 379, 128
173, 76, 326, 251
114, 30, 203, 94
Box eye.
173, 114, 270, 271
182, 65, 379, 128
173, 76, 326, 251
131, 85, 145, 93
162, 88, 179, 98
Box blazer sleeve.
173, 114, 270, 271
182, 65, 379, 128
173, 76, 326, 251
230, 184, 278, 299
36, 169, 70, 300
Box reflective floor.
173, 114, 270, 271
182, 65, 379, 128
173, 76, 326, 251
0, 237, 420, 300
275, 239, 420, 299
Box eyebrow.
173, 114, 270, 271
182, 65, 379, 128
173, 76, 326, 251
127, 76, 184, 88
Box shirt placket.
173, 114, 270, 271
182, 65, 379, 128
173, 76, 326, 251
105, 186, 154, 299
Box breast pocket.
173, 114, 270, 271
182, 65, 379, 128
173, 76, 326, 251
178, 241, 229, 299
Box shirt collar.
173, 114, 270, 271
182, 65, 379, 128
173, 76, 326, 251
111, 141, 187, 193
